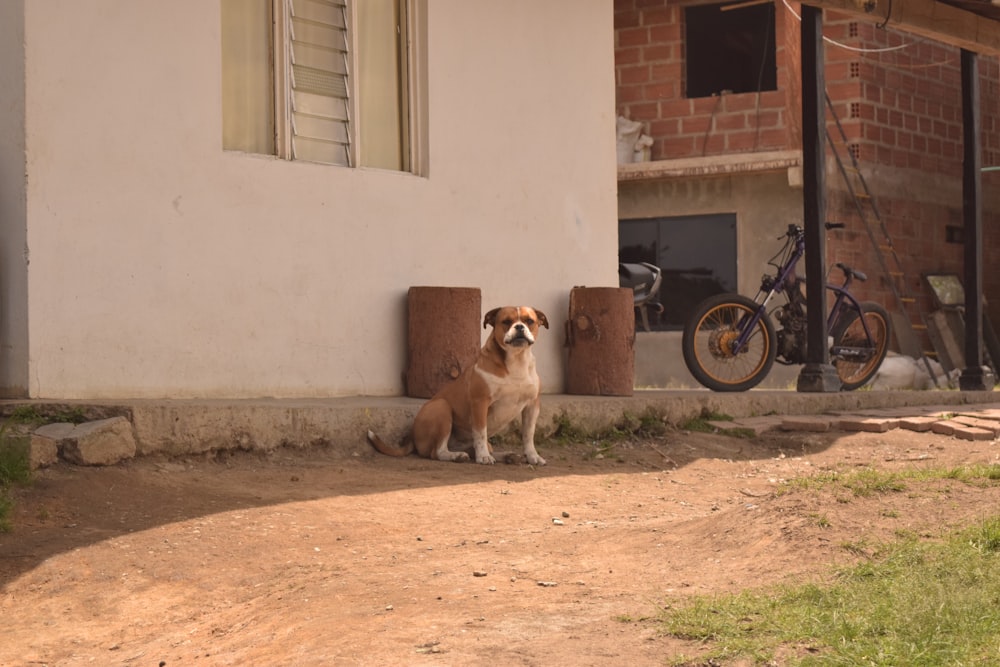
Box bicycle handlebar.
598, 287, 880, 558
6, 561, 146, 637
784, 221, 846, 239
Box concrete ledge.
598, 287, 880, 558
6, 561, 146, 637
1, 389, 998, 459
617, 150, 801, 182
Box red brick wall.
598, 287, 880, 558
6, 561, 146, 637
614, 0, 796, 159
821, 13, 1000, 334
615, 0, 1000, 352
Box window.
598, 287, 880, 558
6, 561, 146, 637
684, 1, 776, 99
221, 0, 416, 172
619, 214, 737, 331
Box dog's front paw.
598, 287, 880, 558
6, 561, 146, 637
476, 453, 496, 465
526, 452, 546, 466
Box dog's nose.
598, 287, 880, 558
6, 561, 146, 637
514, 323, 525, 331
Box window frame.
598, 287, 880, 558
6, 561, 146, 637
223, 0, 424, 174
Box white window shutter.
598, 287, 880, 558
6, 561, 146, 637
287, 0, 351, 166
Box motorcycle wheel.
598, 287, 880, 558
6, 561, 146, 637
682, 293, 777, 392
830, 301, 891, 391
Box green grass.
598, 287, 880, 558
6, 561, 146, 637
6, 404, 88, 425
681, 410, 757, 439
0, 423, 32, 532
546, 408, 670, 446
656, 469, 1000, 666
780, 463, 1000, 499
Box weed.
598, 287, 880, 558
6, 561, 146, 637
966, 515, 1000, 554
547, 414, 590, 445
0, 422, 32, 533
681, 409, 755, 438
840, 467, 907, 497
547, 408, 669, 446
7, 405, 45, 424
0, 495, 11, 533
0, 431, 31, 488
6, 404, 88, 426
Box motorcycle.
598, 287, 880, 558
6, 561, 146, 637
619, 262, 664, 332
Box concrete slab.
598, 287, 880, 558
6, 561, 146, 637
2, 391, 998, 459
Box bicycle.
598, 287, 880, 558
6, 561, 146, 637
681, 222, 891, 392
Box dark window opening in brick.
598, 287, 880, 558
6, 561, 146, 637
684, 1, 777, 99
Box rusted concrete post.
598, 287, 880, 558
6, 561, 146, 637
406, 287, 481, 398
565, 287, 635, 396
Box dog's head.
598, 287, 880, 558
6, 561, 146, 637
484, 306, 549, 349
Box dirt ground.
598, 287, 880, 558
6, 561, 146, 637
2, 424, 999, 667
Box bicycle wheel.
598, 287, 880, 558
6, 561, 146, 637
682, 293, 777, 392
830, 301, 891, 391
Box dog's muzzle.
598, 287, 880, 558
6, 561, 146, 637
505, 323, 535, 346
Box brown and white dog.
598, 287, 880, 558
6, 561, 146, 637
367, 306, 549, 465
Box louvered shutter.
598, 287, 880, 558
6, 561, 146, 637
287, 0, 351, 165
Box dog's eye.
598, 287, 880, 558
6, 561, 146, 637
502, 319, 514, 327
524, 318, 535, 326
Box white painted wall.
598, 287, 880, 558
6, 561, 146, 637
0, 0, 618, 399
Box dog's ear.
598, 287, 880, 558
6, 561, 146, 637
534, 309, 549, 329
483, 307, 501, 329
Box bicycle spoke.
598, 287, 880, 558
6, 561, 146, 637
833, 309, 889, 387
693, 306, 770, 386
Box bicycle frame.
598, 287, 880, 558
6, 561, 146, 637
730, 225, 875, 358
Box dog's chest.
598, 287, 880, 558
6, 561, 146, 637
476, 364, 538, 430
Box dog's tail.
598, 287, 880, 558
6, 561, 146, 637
367, 430, 415, 457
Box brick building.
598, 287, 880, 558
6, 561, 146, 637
615, 0, 1000, 372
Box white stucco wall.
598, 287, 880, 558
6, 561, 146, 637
4, 0, 617, 399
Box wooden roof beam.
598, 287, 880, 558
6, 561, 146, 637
807, 0, 1000, 54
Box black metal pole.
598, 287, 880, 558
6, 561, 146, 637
959, 49, 992, 390
797, 3, 840, 392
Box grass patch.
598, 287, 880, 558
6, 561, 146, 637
542, 410, 673, 462
681, 410, 756, 439
6, 404, 88, 426
0, 423, 32, 532
660, 516, 1000, 665
657, 468, 1000, 666
780, 464, 1000, 499
546, 409, 670, 446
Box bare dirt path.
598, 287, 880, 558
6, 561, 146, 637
2, 426, 999, 666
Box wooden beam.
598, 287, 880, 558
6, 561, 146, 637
807, 0, 1000, 54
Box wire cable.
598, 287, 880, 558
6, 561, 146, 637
780, 0, 912, 54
